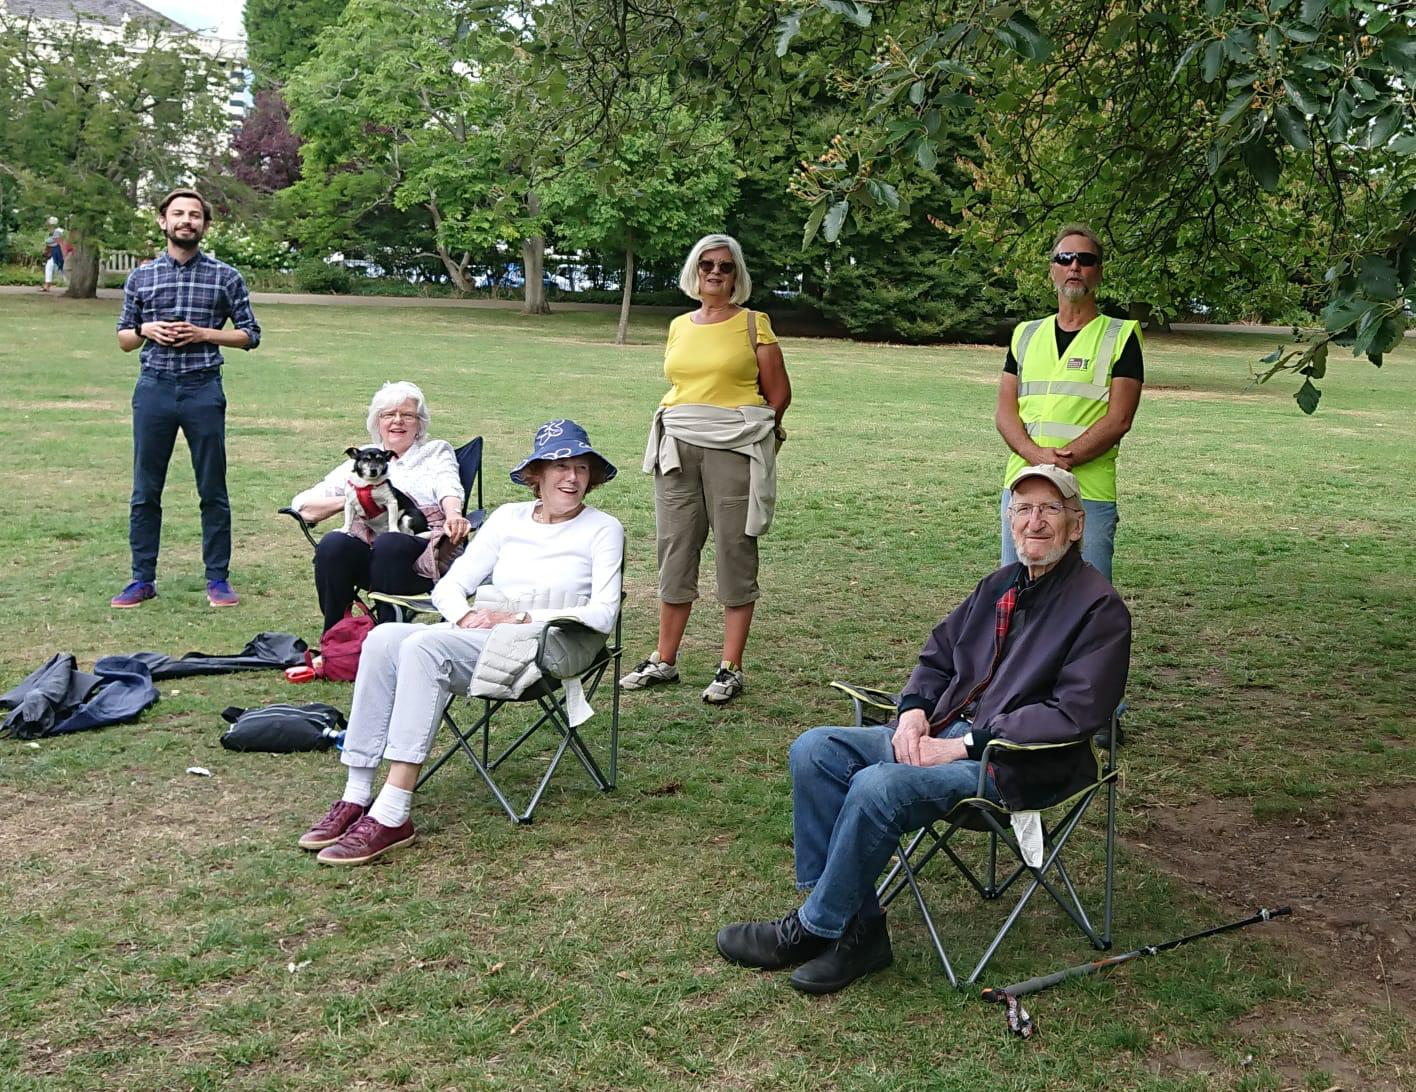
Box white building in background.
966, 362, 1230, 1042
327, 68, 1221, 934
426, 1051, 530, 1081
1, 0, 250, 131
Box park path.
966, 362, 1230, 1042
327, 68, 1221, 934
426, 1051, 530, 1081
0, 284, 680, 315
2, 284, 1381, 336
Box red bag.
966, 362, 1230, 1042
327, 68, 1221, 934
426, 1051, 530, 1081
315, 602, 375, 681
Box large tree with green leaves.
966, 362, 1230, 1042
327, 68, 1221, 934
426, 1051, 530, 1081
0, 12, 229, 297
283, 0, 517, 293
244, 0, 350, 88
543, 100, 738, 342
777, 0, 1416, 411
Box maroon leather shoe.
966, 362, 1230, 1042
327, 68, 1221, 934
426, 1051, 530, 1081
316, 814, 416, 866
297, 800, 368, 850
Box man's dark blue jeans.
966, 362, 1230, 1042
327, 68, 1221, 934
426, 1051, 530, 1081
129, 368, 230, 583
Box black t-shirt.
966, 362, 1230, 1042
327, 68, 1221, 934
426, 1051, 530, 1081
1003, 323, 1144, 381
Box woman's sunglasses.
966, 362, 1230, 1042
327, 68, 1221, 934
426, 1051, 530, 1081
697, 259, 736, 275
1051, 251, 1100, 268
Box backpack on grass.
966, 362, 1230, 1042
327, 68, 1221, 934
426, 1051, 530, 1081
220, 702, 346, 753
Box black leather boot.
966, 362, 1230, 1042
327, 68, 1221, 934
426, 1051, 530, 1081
716, 909, 832, 970
788, 913, 893, 994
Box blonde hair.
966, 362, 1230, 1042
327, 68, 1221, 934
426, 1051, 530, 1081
678, 234, 752, 305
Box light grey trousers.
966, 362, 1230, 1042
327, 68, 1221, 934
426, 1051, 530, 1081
340, 622, 492, 769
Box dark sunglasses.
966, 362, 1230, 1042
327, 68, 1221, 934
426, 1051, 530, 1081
1052, 251, 1100, 268
697, 259, 736, 275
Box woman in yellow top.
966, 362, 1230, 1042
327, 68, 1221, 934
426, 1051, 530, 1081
625, 234, 792, 704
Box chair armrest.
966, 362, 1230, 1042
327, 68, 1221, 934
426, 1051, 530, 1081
975, 735, 1104, 805
535, 617, 610, 680
278, 506, 321, 550
829, 681, 899, 727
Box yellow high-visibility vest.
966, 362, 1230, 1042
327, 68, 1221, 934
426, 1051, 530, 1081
1004, 314, 1140, 502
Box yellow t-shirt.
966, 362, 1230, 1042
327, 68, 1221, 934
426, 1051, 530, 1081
660, 309, 779, 409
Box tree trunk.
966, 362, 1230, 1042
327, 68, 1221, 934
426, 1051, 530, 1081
615, 231, 635, 346
425, 200, 472, 292
65, 241, 100, 298
521, 191, 550, 315
433, 244, 473, 292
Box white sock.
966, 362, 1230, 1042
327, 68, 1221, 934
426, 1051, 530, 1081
342, 766, 376, 807
369, 784, 413, 828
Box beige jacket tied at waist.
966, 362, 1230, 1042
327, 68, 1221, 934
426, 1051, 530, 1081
642, 404, 779, 537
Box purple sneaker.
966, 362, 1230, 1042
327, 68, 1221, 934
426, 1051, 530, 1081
298, 800, 369, 850
110, 580, 156, 608
316, 814, 416, 866
207, 579, 240, 607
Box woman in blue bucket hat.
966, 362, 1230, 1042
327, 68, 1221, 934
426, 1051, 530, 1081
298, 420, 623, 866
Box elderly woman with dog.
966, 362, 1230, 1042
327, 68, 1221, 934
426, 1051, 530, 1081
298, 420, 623, 865
291, 381, 474, 632
622, 233, 791, 705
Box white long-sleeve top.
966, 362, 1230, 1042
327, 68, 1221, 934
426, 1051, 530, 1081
430, 501, 624, 634
290, 438, 464, 514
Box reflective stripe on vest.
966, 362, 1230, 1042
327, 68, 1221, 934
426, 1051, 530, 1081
1017, 380, 1112, 401
1013, 318, 1046, 366
1024, 420, 1087, 440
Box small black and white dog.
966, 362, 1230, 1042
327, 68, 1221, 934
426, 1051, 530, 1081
339, 446, 430, 538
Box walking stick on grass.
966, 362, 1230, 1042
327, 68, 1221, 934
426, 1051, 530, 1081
980, 906, 1292, 1038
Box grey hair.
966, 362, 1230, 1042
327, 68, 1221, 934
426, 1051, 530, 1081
366, 381, 430, 445
678, 234, 752, 305
1050, 223, 1103, 263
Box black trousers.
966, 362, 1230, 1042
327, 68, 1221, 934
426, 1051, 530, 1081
313, 531, 432, 632
129, 369, 229, 582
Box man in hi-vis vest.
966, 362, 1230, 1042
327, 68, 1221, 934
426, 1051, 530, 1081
994, 224, 1143, 584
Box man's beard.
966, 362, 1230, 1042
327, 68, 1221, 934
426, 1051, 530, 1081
1060, 282, 1093, 302
1011, 530, 1076, 570
165, 226, 203, 250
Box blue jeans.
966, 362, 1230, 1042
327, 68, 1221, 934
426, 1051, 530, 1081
1000, 489, 1118, 583
129, 369, 230, 582
792, 722, 999, 939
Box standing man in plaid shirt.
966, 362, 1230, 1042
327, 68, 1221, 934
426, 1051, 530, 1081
715, 465, 1130, 995
112, 189, 261, 608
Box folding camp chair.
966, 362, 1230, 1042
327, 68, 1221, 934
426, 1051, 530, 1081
415, 607, 623, 824
279, 436, 485, 623
831, 681, 1120, 988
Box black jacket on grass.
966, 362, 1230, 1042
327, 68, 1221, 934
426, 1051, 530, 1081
897, 546, 1131, 809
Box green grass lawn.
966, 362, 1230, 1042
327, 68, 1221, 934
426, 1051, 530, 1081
0, 295, 1411, 1090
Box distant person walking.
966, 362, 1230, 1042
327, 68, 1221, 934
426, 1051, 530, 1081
623, 233, 791, 705
40, 217, 65, 292
111, 189, 262, 609
994, 224, 1144, 583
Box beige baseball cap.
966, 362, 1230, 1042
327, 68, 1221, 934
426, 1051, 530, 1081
1007, 463, 1081, 499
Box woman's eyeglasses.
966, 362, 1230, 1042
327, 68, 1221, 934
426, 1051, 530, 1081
697, 259, 736, 275
1051, 251, 1100, 268
378, 410, 418, 422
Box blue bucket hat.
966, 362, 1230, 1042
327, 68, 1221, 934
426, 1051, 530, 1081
509, 419, 618, 486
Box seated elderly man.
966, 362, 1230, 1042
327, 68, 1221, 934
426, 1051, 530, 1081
716, 464, 1131, 994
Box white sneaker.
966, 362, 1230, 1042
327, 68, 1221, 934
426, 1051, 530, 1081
620, 653, 680, 690
702, 665, 745, 704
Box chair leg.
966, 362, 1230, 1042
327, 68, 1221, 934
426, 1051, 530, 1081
894, 836, 958, 988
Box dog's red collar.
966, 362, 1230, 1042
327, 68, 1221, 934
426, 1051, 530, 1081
350, 482, 385, 518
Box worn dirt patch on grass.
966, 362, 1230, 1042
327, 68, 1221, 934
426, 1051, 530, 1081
1134, 784, 1415, 1011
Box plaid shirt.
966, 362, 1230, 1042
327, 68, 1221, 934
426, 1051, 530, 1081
116, 250, 261, 374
